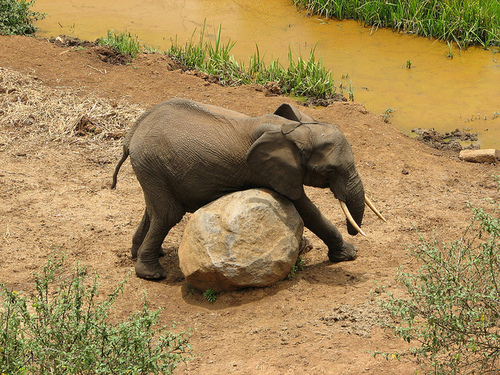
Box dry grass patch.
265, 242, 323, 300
0, 67, 143, 147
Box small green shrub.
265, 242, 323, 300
0, 0, 46, 35
287, 256, 306, 279
0, 255, 191, 374
203, 289, 217, 303
376, 199, 500, 374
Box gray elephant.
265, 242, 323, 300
112, 98, 385, 279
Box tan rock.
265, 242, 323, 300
178, 189, 304, 292
459, 149, 500, 163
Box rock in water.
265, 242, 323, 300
178, 189, 304, 292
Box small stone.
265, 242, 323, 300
459, 149, 500, 163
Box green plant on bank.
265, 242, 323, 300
0, 0, 46, 35
375, 187, 500, 374
447, 41, 454, 59
167, 23, 341, 100
294, 0, 500, 48
203, 289, 217, 303
99, 30, 156, 59
287, 256, 306, 279
383, 107, 396, 119
0, 255, 191, 374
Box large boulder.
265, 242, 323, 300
178, 189, 304, 292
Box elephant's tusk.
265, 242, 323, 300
365, 196, 387, 222
339, 200, 367, 237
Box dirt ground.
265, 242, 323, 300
1, 35, 499, 374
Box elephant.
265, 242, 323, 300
112, 98, 385, 279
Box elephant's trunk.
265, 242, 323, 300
330, 171, 365, 236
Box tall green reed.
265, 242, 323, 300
294, 0, 500, 48
168, 24, 342, 99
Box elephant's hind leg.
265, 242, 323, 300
131, 209, 150, 259
135, 188, 184, 280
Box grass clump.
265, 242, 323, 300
294, 0, 500, 48
99, 30, 155, 59
0, 0, 46, 35
376, 192, 500, 373
168, 23, 342, 100
202, 289, 218, 303
0, 255, 191, 374
168, 24, 245, 86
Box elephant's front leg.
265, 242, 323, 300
292, 193, 357, 262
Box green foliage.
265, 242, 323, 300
294, 0, 500, 48
203, 289, 217, 303
0, 255, 191, 374
99, 30, 145, 59
287, 256, 306, 279
0, 0, 46, 35
377, 199, 500, 374
383, 107, 397, 120
168, 22, 246, 86
167, 23, 341, 100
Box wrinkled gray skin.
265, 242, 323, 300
112, 98, 365, 279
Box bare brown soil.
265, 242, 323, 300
1, 35, 499, 374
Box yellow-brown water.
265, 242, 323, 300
34, 0, 500, 148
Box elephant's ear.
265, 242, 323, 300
274, 103, 317, 124
246, 131, 303, 200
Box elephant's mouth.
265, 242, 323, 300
339, 196, 386, 236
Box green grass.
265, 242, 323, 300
294, 0, 500, 48
0, 0, 46, 35
97, 24, 347, 100
167, 23, 344, 100
0, 255, 191, 374
98, 30, 144, 58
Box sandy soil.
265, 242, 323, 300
1, 35, 499, 374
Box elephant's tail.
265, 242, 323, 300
111, 145, 129, 189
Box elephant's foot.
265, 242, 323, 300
328, 242, 358, 262
135, 258, 167, 280
131, 246, 166, 259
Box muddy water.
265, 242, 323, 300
33, 0, 500, 148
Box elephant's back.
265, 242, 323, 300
128, 98, 255, 180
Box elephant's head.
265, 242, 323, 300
246, 103, 384, 236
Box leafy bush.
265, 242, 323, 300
377, 197, 500, 374
0, 0, 45, 35
0, 255, 191, 374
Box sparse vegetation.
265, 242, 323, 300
383, 107, 396, 120
294, 0, 500, 48
376, 185, 500, 374
0, 0, 46, 35
0, 255, 192, 374
287, 256, 306, 279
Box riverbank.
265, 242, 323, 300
1, 35, 499, 374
